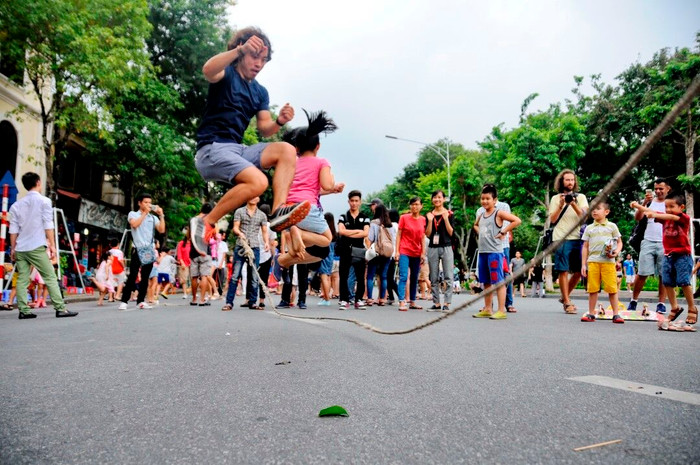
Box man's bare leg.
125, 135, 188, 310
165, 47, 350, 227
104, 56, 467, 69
205, 167, 268, 226
260, 142, 297, 211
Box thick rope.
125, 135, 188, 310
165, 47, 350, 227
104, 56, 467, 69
238, 76, 700, 335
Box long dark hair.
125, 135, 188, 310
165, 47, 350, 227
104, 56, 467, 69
373, 204, 392, 228
282, 109, 338, 154
324, 212, 337, 241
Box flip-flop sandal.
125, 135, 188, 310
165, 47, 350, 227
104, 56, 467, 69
669, 307, 684, 322
563, 303, 577, 314
659, 320, 697, 332
507, 306, 517, 313
199, 302, 211, 306
221, 304, 233, 311
189, 302, 199, 306
409, 304, 423, 310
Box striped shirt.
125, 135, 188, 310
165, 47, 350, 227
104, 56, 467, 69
581, 219, 620, 263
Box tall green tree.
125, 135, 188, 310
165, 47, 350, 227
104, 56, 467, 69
0, 0, 153, 196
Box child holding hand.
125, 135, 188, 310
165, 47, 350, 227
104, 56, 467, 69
632, 192, 697, 330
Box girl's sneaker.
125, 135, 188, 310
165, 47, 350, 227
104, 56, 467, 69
473, 309, 492, 318
612, 314, 625, 324
318, 300, 330, 306
489, 311, 508, 320
580, 313, 596, 322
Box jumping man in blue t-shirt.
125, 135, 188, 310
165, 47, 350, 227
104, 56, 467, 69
190, 27, 311, 255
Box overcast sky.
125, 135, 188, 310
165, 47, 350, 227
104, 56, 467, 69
226, 0, 699, 215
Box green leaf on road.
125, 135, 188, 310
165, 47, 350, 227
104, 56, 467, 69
319, 405, 349, 417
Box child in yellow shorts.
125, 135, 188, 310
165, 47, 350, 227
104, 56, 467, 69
580, 202, 624, 323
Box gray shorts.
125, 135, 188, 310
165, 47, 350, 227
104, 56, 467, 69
637, 239, 663, 277
195, 142, 269, 184
190, 255, 213, 278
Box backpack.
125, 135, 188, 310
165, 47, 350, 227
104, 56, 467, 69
374, 223, 394, 258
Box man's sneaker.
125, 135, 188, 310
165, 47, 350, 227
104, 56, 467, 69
268, 201, 311, 232
118, 302, 128, 310
656, 303, 667, 314
581, 313, 596, 322
338, 301, 349, 310
56, 310, 78, 318
627, 300, 638, 311
612, 314, 625, 324
18, 312, 37, 320
138, 302, 153, 309
190, 216, 216, 255
298, 302, 307, 309
355, 300, 367, 310
489, 311, 508, 320
276, 300, 291, 309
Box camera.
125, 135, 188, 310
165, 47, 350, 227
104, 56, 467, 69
150, 204, 159, 212
564, 193, 575, 204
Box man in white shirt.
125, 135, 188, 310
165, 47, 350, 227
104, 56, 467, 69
9, 172, 78, 319
628, 179, 669, 313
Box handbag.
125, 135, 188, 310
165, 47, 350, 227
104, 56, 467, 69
136, 244, 157, 265
629, 216, 648, 253
543, 204, 569, 249
350, 246, 367, 264
365, 243, 378, 261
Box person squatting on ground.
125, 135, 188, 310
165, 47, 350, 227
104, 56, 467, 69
628, 179, 670, 314
275, 109, 344, 271
472, 184, 521, 320
190, 27, 311, 255
338, 190, 370, 310
549, 169, 588, 314
365, 204, 397, 307
91, 252, 115, 306
395, 197, 427, 312
9, 172, 78, 319
632, 192, 697, 330
118, 193, 165, 311
157, 247, 176, 299
425, 189, 454, 312
579, 202, 624, 324
222, 197, 269, 311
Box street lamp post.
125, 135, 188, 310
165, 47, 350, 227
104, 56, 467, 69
385, 135, 451, 209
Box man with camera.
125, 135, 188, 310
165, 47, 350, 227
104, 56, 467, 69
549, 169, 589, 313
119, 193, 166, 310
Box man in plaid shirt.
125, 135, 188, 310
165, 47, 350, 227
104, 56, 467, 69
222, 197, 270, 310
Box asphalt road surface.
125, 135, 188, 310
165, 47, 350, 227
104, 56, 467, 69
1, 292, 698, 464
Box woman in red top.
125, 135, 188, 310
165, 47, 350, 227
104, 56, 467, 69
395, 197, 426, 311
176, 234, 192, 299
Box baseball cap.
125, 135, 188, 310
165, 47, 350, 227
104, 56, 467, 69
366, 198, 383, 207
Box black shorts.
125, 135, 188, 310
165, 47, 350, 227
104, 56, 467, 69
306, 246, 330, 260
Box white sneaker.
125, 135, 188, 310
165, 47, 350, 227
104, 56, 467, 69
138, 302, 153, 309
118, 302, 127, 310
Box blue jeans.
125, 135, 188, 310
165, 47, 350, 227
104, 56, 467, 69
226, 245, 260, 305
398, 255, 421, 302
366, 256, 390, 300
504, 247, 513, 307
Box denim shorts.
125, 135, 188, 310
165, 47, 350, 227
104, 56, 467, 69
318, 243, 335, 275
662, 253, 693, 287
554, 240, 582, 273
195, 141, 269, 184
478, 252, 506, 285
294, 205, 328, 234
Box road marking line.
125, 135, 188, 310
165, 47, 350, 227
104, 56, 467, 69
569, 375, 700, 406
